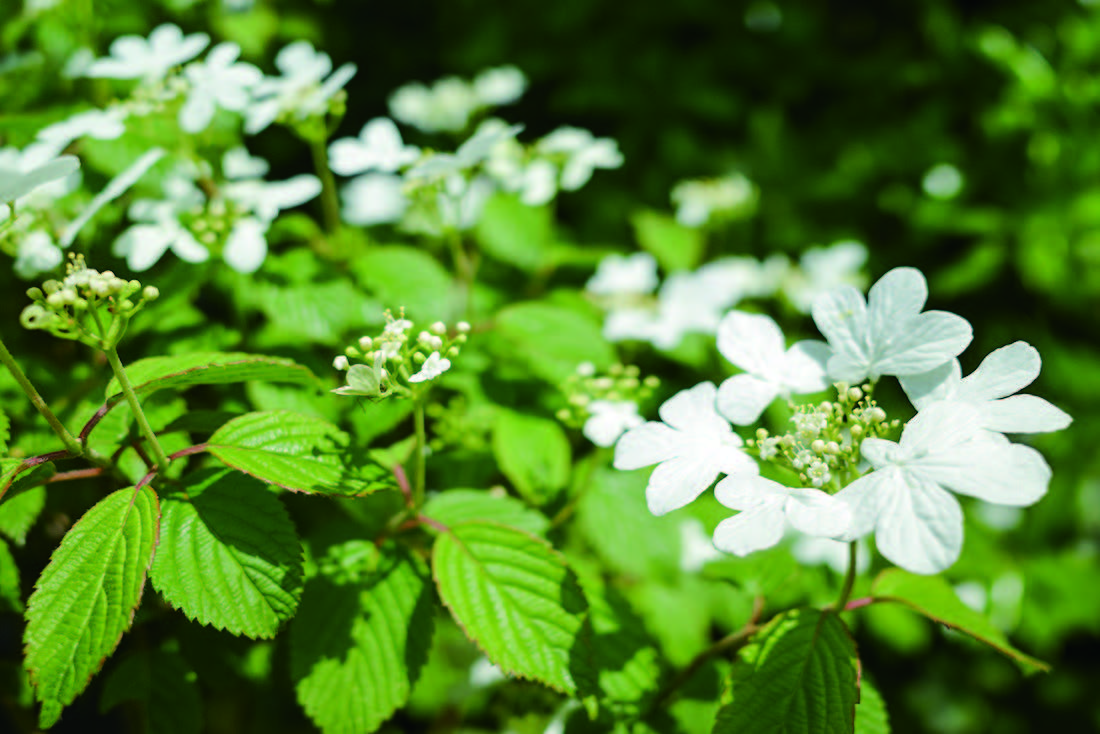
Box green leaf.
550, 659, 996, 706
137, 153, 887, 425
713, 609, 858, 734
99, 648, 202, 734
291, 542, 435, 734
422, 489, 550, 536
351, 245, 455, 321
870, 568, 1049, 672
855, 677, 890, 734
104, 352, 317, 404
631, 209, 705, 272
151, 469, 303, 639
24, 485, 160, 729
0, 537, 22, 613
492, 410, 571, 505
0, 480, 46, 546
208, 410, 390, 496
474, 193, 554, 271
0, 408, 9, 453
491, 301, 615, 384
1, 458, 54, 506
432, 521, 589, 694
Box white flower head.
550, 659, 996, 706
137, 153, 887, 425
329, 118, 420, 176
812, 266, 973, 384
834, 401, 1052, 574
14, 230, 63, 279
537, 126, 623, 191
389, 76, 480, 134
583, 399, 644, 448
473, 66, 527, 106
670, 173, 758, 228
614, 382, 758, 516
113, 174, 208, 271
899, 341, 1071, 434
179, 42, 262, 134
340, 173, 408, 226
245, 41, 356, 134
713, 474, 850, 557
586, 252, 659, 297
784, 240, 868, 314
715, 311, 832, 425
409, 351, 451, 383
84, 24, 210, 82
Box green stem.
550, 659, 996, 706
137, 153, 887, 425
446, 228, 474, 318
0, 335, 82, 455
834, 541, 859, 610
412, 399, 427, 507
105, 346, 169, 473
309, 138, 341, 234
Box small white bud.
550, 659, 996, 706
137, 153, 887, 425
359, 336, 373, 350
456, 321, 471, 333
848, 387, 863, 402
811, 439, 826, 453
333, 355, 350, 370
430, 321, 447, 335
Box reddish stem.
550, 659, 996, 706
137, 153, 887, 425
45, 467, 105, 483
844, 596, 874, 611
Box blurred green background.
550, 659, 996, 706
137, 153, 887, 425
2, 0, 1100, 732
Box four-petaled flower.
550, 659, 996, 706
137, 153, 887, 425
409, 352, 451, 383
329, 118, 421, 176
583, 400, 644, 448
180, 42, 263, 134
84, 24, 209, 82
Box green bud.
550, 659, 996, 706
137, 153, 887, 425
26, 287, 43, 301
142, 286, 159, 301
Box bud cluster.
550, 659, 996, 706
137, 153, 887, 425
746, 382, 901, 491
332, 309, 469, 399
556, 361, 659, 428
20, 254, 159, 348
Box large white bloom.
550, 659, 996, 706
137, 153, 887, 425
713, 474, 850, 556
245, 41, 356, 134
715, 311, 831, 425
583, 400, 644, 448
113, 175, 209, 271
834, 402, 1052, 574
84, 24, 209, 82
180, 42, 262, 133
329, 118, 420, 176
811, 266, 972, 384
899, 341, 1071, 434
614, 382, 758, 516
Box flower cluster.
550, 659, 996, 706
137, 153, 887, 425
332, 310, 470, 399
21, 255, 158, 348
388, 66, 526, 134
613, 266, 1071, 574
556, 362, 660, 448
670, 173, 759, 227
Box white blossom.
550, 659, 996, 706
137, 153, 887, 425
35, 108, 126, 155
0, 149, 80, 205
14, 231, 62, 279
811, 266, 973, 384
670, 173, 757, 227
536, 126, 623, 190
180, 42, 262, 133
614, 382, 758, 516
899, 341, 1071, 434
84, 24, 209, 82
834, 402, 1052, 574
409, 352, 452, 383
583, 400, 644, 448
586, 253, 659, 297
473, 66, 527, 106
329, 118, 420, 176
341, 173, 408, 226
245, 41, 356, 134
715, 311, 831, 425
783, 241, 868, 314
113, 175, 209, 271
389, 76, 480, 134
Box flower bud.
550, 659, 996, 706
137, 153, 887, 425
413, 352, 427, 364
850, 424, 864, 438
26, 287, 43, 300
333, 355, 350, 370
142, 286, 159, 301
811, 439, 826, 453
430, 321, 446, 335
848, 387, 863, 402
456, 321, 471, 333
358, 336, 373, 350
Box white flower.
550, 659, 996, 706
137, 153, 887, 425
695, 255, 790, 302
811, 266, 973, 384
715, 311, 831, 425
14, 231, 62, 279
473, 66, 527, 106
179, 42, 262, 134
784, 241, 868, 314
222, 147, 270, 180
713, 474, 850, 557
614, 382, 758, 516
222, 174, 321, 223
0, 150, 80, 205
245, 41, 356, 134
35, 108, 126, 155
84, 24, 209, 82
537, 126, 623, 190
516, 159, 559, 206
899, 341, 1071, 434
389, 77, 480, 133
670, 173, 758, 227
834, 402, 1052, 574
341, 173, 408, 226
646, 271, 731, 348
407, 120, 523, 181
409, 352, 451, 383
113, 175, 208, 271
679, 518, 723, 572
583, 400, 644, 448
61, 148, 166, 247
329, 118, 420, 176
586, 253, 659, 296
436, 175, 495, 231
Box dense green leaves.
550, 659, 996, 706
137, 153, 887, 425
492, 410, 571, 504
422, 488, 550, 536
713, 609, 858, 734
871, 569, 1049, 672
291, 542, 435, 734
104, 352, 317, 404
23, 486, 159, 728
491, 301, 615, 384
151, 469, 304, 638
99, 648, 202, 734
432, 521, 589, 694
208, 410, 389, 495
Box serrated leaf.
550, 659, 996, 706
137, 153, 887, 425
713, 609, 858, 734
491, 302, 615, 384
422, 489, 550, 536
855, 677, 890, 734
432, 521, 589, 694
99, 648, 202, 734
104, 352, 317, 404
474, 193, 554, 271
291, 542, 435, 734
24, 485, 160, 729
0, 537, 22, 613
492, 411, 571, 505
631, 209, 705, 272
1, 458, 54, 504
151, 469, 302, 638
870, 568, 1049, 672
0, 481, 46, 546
351, 245, 456, 321
208, 411, 388, 496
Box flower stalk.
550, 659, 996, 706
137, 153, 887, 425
104, 345, 170, 473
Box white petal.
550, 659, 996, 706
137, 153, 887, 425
613, 422, 683, 470
329, 137, 373, 176
833, 469, 895, 541
784, 489, 852, 538
716, 374, 779, 425
982, 395, 1072, 433
714, 474, 787, 511
876, 473, 963, 575
918, 437, 1051, 507
866, 267, 928, 345
179, 94, 215, 134
657, 382, 722, 433
780, 340, 831, 393
645, 454, 720, 516
716, 311, 785, 375
115, 225, 172, 272
223, 218, 268, 273
858, 437, 903, 469
961, 341, 1041, 401
873, 310, 973, 377
812, 285, 870, 381
712, 502, 786, 556
170, 230, 211, 264
899, 360, 960, 410
899, 401, 984, 456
